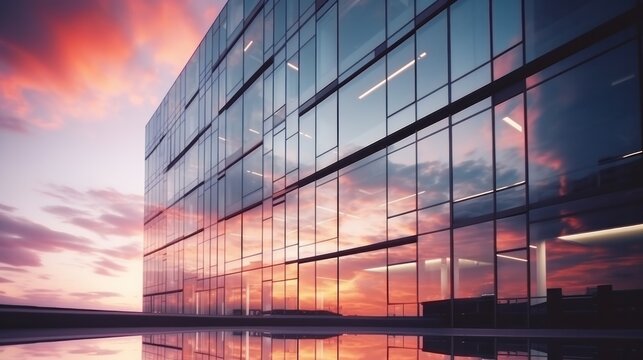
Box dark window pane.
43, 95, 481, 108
242, 147, 263, 197
244, 15, 264, 82
338, 0, 385, 74
225, 98, 243, 162
225, 162, 243, 215
387, 36, 415, 115
299, 111, 315, 178
492, 0, 522, 56
316, 93, 337, 156
388, 0, 414, 37
299, 39, 315, 104
525, 0, 635, 61
527, 42, 641, 204
450, 0, 490, 79
416, 11, 448, 99
494, 94, 525, 189
243, 78, 263, 152
227, 39, 243, 95
316, 5, 337, 91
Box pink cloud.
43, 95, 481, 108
42, 185, 143, 238
0, 206, 94, 267
0, 0, 223, 133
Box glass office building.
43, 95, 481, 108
144, 0, 643, 327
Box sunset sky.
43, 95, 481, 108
0, 0, 224, 311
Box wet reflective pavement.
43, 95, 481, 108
0, 328, 641, 359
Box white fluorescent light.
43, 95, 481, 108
558, 223, 643, 243
622, 150, 642, 159
496, 180, 526, 192
287, 62, 299, 71
380, 191, 426, 207
299, 131, 312, 139
611, 74, 635, 86
245, 170, 263, 177
248, 128, 260, 134
529, 245, 537, 249
218, 136, 226, 141
454, 189, 494, 203
502, 116, 523, 132
497, 253, 527, 262
419, 52, 427, 59
365, 262, 416, 273
358, 59, 416, 100
243, 40, 253, 52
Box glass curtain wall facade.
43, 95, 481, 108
144, 0, 643, 326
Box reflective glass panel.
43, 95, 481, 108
339, 58, 386, 158
338, 0, 385, 73
450, 0, 490, 79
339, 154, 386, 250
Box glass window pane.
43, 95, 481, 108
388, 0, 414, 37
339, 155, 386, 250
387, 36, 415, 115
227, 0, 243, 37
497, 249, 527, 298
316, 258, 337, 313
388, 262, 417, 307
299, 39, 315, 104
242, 147, 263, 196
316, 93, 337, 156
418, 230, 451, 302
225, 162, 243, 215
388, 144, 417, 216
339, 58, 386, 158
286, 54, 299, 114
527, 42, 641, 204
417, 128, 450, 208
525, 0, 635, 61
299, 183, 315, 246
454, 221, 494, 298
339, 249, 387, 315
452, 109, 493, 201
243, 78, 263, 152
243, 205, 263, 257
244, 15, 264, 82
299, 111, 316, 178
495, 94, 525, 189
299, 262, 315, 311
450, 0, 490, 79
496, 214, 526, 251
225, 98, 243, 162
492, 0, 522, 56
317, 4, 337, 91
227, 39, 243, 95
416, 11, 448, 99
316, 179, 337, 243
530, 203, 643, 300
338, 0, 385, 74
